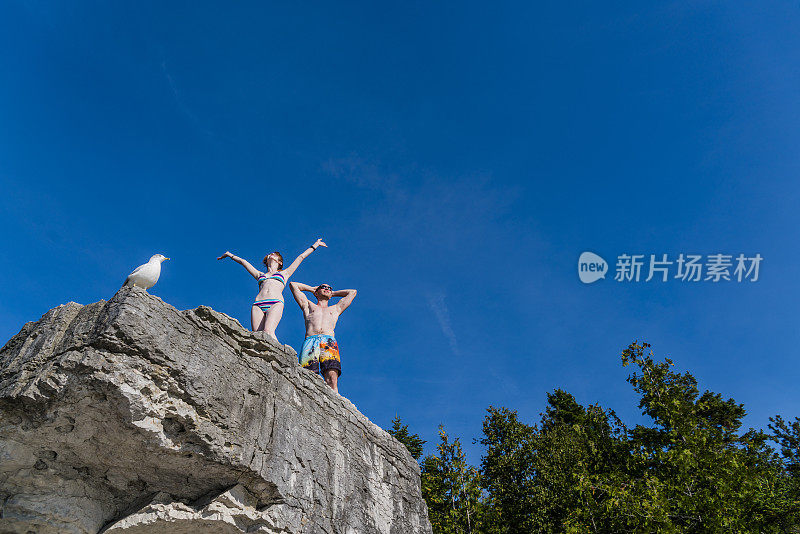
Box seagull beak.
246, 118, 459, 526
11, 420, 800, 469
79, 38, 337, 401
164, 257, 170, 261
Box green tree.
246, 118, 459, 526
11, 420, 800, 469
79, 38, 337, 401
577, 341, 797, 533
477, 343, 798, 533
421, 425, 482, 534
479, 393, 628, 533
387, 415, 426, 460
769, 415, 800, 515
540, 392, 630, 533
770, 415, 800, 477
478, 407, 537, 533
418, 342, 798, 532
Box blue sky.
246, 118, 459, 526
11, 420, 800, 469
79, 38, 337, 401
1, 1, 799, 464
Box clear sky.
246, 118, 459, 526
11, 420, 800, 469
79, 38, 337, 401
2, 1, 799, 464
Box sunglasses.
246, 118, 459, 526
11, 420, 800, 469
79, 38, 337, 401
318, 285, 332, 291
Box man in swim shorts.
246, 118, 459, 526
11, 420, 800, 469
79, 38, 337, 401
289, 281, 357, 394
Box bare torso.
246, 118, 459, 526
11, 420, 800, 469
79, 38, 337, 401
255, 272, 286, 300
303, 302, 341, 337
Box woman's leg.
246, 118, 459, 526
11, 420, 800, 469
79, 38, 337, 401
263, 301, 284, 341
251, 305, 266, 331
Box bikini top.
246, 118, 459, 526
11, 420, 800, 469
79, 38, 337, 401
258, 271, 286, 286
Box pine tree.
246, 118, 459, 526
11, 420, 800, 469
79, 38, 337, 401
770, 415, 800, 477
386, 415, 426, 461
421, 425, 482, 534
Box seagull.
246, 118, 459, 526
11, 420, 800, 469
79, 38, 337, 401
123, 254, 170, 290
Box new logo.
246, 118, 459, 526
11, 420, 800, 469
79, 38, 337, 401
578, 252, 608, 284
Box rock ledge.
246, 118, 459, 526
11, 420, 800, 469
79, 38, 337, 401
0, 287, 431, 534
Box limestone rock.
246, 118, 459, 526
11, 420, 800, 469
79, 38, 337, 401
0, 287, 431, 534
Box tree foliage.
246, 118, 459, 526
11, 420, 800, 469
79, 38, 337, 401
769, 414, 800, 512
421, 425, 482, 534
479, 392, 629, 533
770, 415, 800, 478
387, 415, 426, 460
417, 341, 799, 533
568, 341, 798, 532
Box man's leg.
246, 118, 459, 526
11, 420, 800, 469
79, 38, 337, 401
319, 336, 341, 394
323, 369, 338, 394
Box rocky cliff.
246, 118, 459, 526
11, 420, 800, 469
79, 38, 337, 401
0, 287, 432, 534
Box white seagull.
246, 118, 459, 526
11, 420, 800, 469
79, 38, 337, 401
123, 254, 170, 290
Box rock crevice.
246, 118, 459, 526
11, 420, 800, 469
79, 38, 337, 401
0, 287, 431, 534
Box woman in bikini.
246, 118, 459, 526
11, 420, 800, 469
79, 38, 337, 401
217, 238, 327, 341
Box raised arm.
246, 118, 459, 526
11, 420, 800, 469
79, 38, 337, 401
217, 251, 261, 280
281, 238, 327, 279
334, 289, 357, 313
289, 281, 314, 311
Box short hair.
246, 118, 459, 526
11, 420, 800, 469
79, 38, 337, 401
263, 251, 283, 270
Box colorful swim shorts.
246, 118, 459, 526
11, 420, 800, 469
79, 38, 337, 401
299, 334, 341, 377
